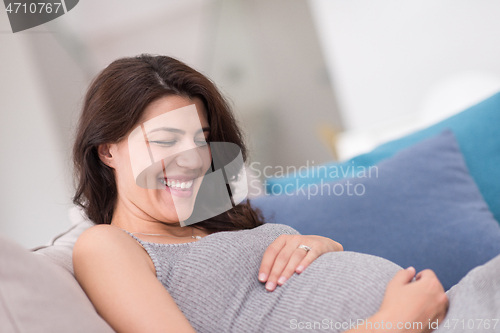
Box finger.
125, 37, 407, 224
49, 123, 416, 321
439, 292, 449, 309
390, 266, 416, 285
276, 247, 309, 286
421, 270, 445, 293
265, 237, 303, 291
442, 294, 450, 317
258, 235, 287, 283
295, 247, 320, 274
416, 269, 436, 281
265, 246, 298, 291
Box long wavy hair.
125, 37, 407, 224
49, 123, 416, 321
73, 54, 264, 233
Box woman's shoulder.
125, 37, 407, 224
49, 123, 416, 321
74, 224, 130, 251
73, 224, 154, 274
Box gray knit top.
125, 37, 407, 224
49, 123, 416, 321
125, 223, 403, 333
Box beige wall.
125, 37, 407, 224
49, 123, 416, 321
0, 10, 77, 248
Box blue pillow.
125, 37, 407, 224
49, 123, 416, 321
252, 130, 500, 291
265, 91, 500, 223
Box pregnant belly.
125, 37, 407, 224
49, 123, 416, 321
272, 251, 403, 327
164, 247, 402, 333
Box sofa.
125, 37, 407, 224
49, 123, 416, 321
1, 92, 500, 333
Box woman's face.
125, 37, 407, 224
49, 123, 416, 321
101, 95, 211, 225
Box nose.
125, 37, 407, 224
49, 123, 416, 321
174, 144, 207, 170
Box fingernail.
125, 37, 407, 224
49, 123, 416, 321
406, 266, 414, 271
265, 281, 275, 291
296, 265, 304, 273
258, 273, 267, 282
277, 276, 287, 285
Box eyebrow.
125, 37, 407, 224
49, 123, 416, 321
147, 126, 210, 135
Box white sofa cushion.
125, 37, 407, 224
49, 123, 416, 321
0, 231, 114, 333
32, 206, 93, 275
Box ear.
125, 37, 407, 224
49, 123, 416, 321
98, 144, 115, 168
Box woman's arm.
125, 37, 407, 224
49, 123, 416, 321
73, 225, 196, 333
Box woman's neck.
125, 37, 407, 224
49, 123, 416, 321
111, 200, 195, 238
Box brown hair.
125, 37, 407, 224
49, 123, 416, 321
73, 54, 264, 233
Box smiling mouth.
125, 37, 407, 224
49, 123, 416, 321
158, 178, 194, 190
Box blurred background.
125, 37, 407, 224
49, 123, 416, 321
2, 0, 500, 248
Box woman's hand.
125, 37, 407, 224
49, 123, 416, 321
368, 267, 449, 333
258, 234, 343, 291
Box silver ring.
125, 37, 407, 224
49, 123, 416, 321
298, 244, 312, 252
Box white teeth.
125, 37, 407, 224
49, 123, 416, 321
160, 179, 194, 189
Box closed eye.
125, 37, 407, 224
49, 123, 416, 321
150, 140, 208, 147
150, 141, 176, 147
195, 140, 208, 146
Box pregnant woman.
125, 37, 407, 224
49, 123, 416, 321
72, 55, 499, 333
